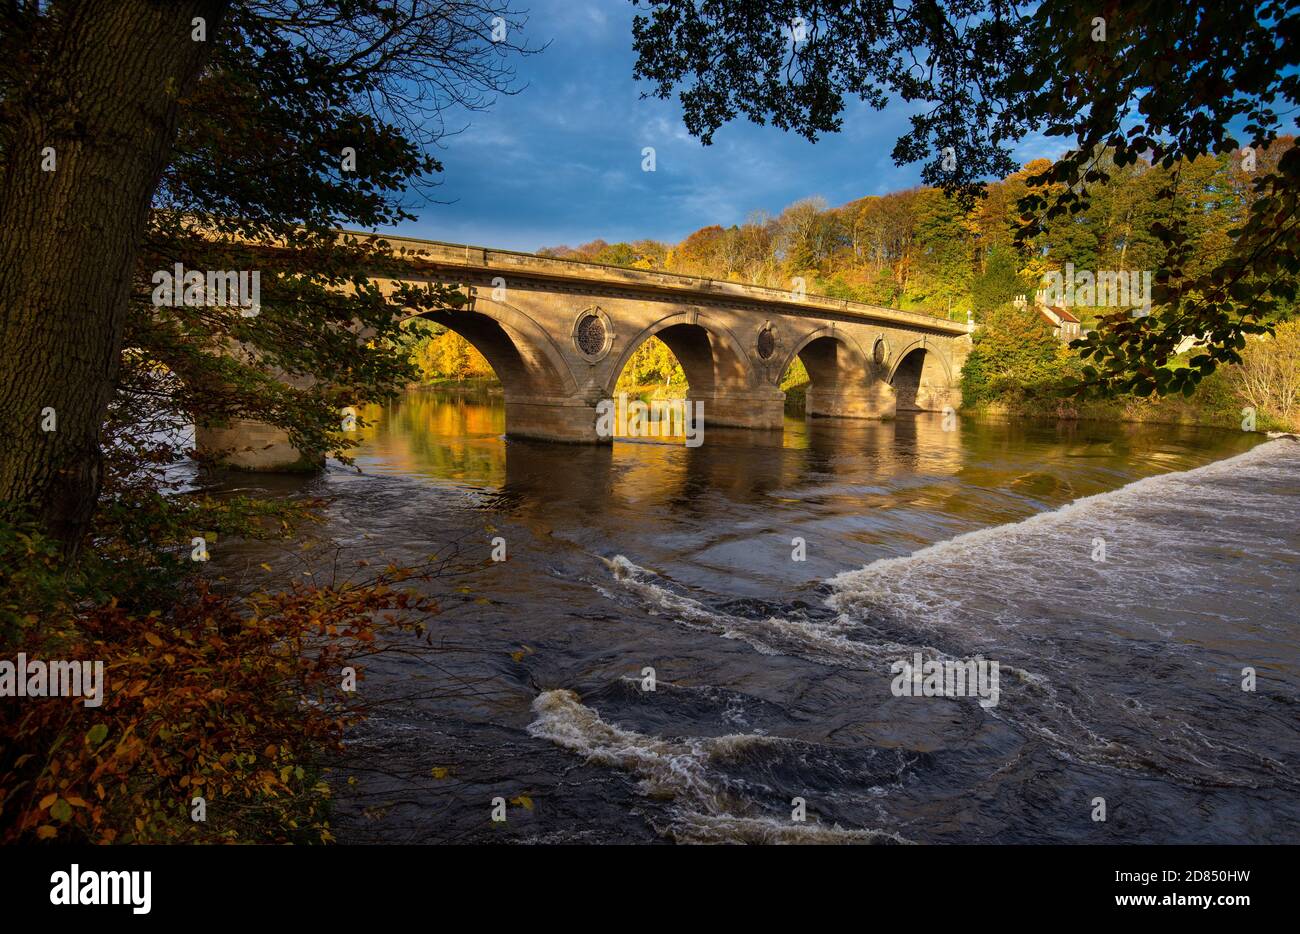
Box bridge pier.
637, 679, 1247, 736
805, 381, 897, 420
504, 396, 604, 444
195, 418, 322, 471
692, 387, 786, 431
193, 342, 325, 471
504, 389, 788, 442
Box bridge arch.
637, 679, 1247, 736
777, 326, 872, 390
410, 298, 580, 400
603, 308, 756, 396
889, 339, 954, 412
779, 325, 896, 419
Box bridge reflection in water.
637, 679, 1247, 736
351, 386, 967, 505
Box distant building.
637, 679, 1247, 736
1013, 293, 1082, 341
1035, 302, 1082, 341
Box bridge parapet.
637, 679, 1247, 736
370, 233, 969, 337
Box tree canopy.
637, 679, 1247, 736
0, 0, 534, 548
631, 0, 1300, 397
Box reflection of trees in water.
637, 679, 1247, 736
359, 391, 507, 484
348, 393, 1260, 563
354, 392, 980, 504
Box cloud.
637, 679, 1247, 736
1012, 131, 1069, 165
394, 0, 954, 251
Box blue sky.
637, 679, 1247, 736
386, 0, 1219, 253
389, 0, 1033, 252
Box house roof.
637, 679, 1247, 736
1037, 303, 1080, 324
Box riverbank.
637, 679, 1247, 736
783, 373, 1293, 433
961, 386, 1296, 432
411, 377, 503, 393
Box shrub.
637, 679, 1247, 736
0, 500, 437, 844
961, 302, 1064, 405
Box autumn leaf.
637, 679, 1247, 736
509, 795, 534, 811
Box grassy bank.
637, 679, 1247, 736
963, 366, 1296, 433
615, 382, 689, 402
412, 376, 502, 392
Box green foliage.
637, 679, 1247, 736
631, 0, 1300, 396
909, 189, 972, 310
781, 356, 809, 392
961, 304, 1065, 405
972, 245, 1031, 313
126, 3, 534, 469
779, 357, 811, 410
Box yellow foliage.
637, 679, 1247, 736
413, 330, 494, 381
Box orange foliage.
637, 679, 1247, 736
0, 574, 435, 844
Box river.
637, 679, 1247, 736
210, 388, 1300, 844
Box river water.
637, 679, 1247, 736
212, 389, 1300, 844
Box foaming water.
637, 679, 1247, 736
828, 439, 1299, 640
211, 390, 1297, 843
826, 439, 1300, 788
527, 689, 910, 844
599, 440, 1299, 792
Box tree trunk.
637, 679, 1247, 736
0, 0, 228, 553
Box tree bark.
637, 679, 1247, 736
0, 0, 228, 553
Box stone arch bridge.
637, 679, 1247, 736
200, 235, 971, 467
